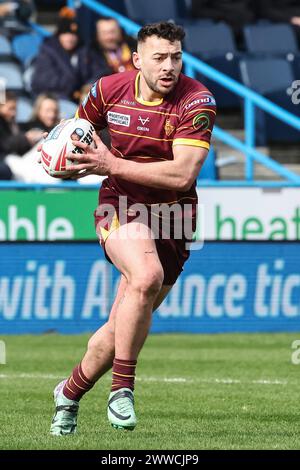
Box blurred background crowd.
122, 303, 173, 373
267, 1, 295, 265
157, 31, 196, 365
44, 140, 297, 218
1, 0, 300, 182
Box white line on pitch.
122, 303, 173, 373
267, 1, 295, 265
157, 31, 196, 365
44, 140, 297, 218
0, 373, 288, 385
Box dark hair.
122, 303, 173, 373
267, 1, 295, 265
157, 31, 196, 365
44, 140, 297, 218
97, 16, 118, 23
4, 91, 17, 102
137, 22, 185, 44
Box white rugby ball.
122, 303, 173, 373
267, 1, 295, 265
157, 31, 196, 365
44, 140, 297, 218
41, 118, 95, 178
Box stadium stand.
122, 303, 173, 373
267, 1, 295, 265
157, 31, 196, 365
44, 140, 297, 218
244, 23, 298, 56
184, 22, 241, 108
0, 33, 12, 55
189, 0, 256, 37
16, 95, 33, 123
0, 61, 24, 91
12, 32, 43, 67
124, 0, 181, 24
240, 57, 300, 144
0, 0, 298, 181
243, 22, 300, 78
58, 98, 78, 120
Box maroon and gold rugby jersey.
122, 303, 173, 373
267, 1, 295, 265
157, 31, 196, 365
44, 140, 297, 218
77, 69, 216, 206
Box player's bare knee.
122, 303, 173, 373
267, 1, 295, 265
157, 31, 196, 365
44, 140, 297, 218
87, 331, 111, 359
87, 336, 100, 357
130, 268, 164, 298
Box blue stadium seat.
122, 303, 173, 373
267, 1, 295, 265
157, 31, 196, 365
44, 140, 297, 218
12, 33, 43, 67
59, 99, 78, 120
181, 18, 214, 27
244, 23, 298, 57
0, 62, 24, 91
124, 0, 180, 23
240, 58, 293, 95
185, 22, 236, 56
239, 58, 299, 144
184, 22, 241, 108
0, 35, 12, 56
16, 96, 33, 124
243, 23, 300, 81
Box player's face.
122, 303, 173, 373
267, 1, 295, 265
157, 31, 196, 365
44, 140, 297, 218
134, 37, 183, 97
0, 99, 17, 122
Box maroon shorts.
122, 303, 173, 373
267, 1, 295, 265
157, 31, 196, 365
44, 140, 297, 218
94, 186, 196, 285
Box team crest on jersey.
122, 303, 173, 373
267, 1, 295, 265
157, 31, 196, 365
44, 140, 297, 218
192, 113, 210, 130
164, 119, 175, 136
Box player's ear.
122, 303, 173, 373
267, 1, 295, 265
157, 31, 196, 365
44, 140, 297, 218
132, 52, 141, 70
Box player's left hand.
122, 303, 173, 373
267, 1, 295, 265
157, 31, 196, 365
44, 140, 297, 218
67, 132, 115, 178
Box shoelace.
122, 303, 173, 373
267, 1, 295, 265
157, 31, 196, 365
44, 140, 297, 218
116, 397, 133, 415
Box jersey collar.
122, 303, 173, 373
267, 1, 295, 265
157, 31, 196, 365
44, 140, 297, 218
135, 72, 164, 107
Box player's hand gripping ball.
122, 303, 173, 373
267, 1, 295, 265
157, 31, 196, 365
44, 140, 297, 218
41, 118, 95, 178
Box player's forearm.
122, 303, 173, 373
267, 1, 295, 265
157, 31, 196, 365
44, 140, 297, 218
111, 157, 190, 191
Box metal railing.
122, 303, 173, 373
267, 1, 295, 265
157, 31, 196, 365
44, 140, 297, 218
66, 0, 300, 185
1, 0, 297, 190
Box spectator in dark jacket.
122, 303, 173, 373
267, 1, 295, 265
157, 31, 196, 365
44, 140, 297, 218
31, 8, 99, 101
258, 0, 300, 24
0, 0, 35, 37
88, 17, 135, 81
0, 91, 43, 180
190, 0, 256, 35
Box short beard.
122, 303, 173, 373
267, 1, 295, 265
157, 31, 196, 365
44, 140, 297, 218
144, 75, 177, 96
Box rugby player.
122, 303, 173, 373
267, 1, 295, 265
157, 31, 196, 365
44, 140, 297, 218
50, 21, 216, 436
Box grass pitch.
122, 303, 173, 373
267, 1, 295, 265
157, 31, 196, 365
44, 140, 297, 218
0, 333, 300, 450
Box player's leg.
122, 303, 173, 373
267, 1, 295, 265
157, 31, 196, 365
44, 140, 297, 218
153, 284, 173, 311
79, 283, 172, 381
105, 222, 164, 430
50, 275, 127, 436
50, 275, 172, 435
107, 223, 164, 359
76, 275, 128, 383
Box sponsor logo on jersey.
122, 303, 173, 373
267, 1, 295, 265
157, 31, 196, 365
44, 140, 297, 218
185, 95, 216, 110
108, 111, 131, 127
137, 115, 150, 132
164, 119, 175, 136
121, 99, 136, 106
192, 113, 210, 130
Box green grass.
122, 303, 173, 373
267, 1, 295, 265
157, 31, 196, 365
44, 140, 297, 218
0, 333, 300, 450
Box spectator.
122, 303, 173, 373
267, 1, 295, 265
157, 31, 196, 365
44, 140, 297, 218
0, 0, 35, 37
190, 0, 256, 36
258, 0, 300, 41
0, 2, 13, 17
21, 93, 60, 133
0, 90, 43, 180
89, 17, 135, 78
31, 8, 93, 101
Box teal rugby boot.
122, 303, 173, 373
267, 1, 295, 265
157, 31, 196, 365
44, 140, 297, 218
107, 387, 137, 431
